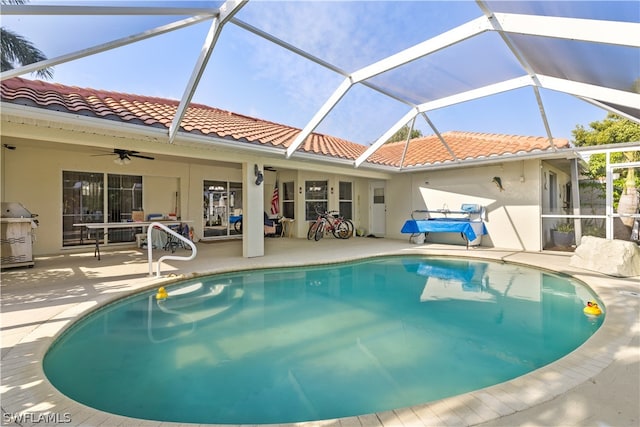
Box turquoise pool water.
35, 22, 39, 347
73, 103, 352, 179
44, 256, 603, 424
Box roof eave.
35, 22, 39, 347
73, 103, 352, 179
0, 102, 397, 173
396, 148, 582, 173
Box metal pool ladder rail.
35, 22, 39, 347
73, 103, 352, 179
147, 222, 197, 277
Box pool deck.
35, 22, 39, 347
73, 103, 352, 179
1, 237, 638, 427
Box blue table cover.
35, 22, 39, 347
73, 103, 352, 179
401, 219, 487, 242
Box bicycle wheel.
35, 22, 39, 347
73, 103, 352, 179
314, 220, 325, 241
343, 219, 354, 238
234, 219, 242, 233
333, 221, 351, 239
307, 221, 319, 240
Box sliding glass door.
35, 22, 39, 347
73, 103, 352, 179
203, 180, 243, 239
62, 171, 142, 246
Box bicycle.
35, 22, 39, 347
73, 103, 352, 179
307, 209, 353, 241
326, 211, 353, 239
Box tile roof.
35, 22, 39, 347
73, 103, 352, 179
1, 77, 568, 168
375, 132, 570, 168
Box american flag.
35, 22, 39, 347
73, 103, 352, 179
271, 180, 280, 215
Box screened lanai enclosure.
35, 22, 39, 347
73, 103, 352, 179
1, 0, 639, 252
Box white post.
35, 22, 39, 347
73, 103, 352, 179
570, 158, 582, 243
605, 152, 613, 239
243, 162, 265, 258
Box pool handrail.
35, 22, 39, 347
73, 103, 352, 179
147, 221, 197, 277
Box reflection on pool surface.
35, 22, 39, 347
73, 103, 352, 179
44, 256, 603, 424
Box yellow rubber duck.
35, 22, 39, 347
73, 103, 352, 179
156, 286, 169, 300
583, 300, 602, 317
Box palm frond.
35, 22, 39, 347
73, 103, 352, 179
0, 27, 53, 79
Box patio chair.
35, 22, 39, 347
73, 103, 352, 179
264, 212, 281, 237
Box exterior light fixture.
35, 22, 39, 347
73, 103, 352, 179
254, 164, 263, 186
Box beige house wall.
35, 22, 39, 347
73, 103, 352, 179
385, 161, 548, 251
0, 131, 388, 255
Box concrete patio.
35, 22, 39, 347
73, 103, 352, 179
1, 237, 638, 426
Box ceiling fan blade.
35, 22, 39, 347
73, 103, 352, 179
130, 154, 155, 160
90, 149, 154, 160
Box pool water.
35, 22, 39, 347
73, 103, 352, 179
44, 256, 603, 424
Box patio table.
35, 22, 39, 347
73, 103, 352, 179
73, 220, 192, 260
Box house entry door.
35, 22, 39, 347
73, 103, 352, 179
369, 181, 386, 237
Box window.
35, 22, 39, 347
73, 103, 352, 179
338, 181, 353, 219
62, 171, 142, 246
282, 181, 295, 219
373, 187, 385, 204
305, 180, 327, 220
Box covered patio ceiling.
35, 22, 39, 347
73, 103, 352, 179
1, 0, 639, 169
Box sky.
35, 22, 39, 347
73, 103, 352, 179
2, 1, 637, 146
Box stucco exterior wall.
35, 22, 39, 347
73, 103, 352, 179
0, 138, 232, 254
0, 135, 381, 255
385, 161, 544, 251
293, 170, 369, 238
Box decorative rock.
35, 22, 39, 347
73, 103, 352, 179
570, 236, 640, 277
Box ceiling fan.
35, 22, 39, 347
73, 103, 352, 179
93, 149, 155, 165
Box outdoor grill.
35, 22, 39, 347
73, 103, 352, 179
1, 202, 39, 269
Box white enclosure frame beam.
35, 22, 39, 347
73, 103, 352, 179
0, 5, 217, 16
579, 98, 640, 126
492, 13, 640, 48
1, 15, 212, 81
570, 158, 582, 241
606, 152, 614, 239
168, 0, 247, 144
351, 17, 491, 83
417, 76, 532, 114
355, 76, 531, 167
231, 18, 417, 108
285, 78, 352, 158
286, 16, 491, 158
398, 116, 416, 170
477, 2, 557, 149
324, 9, 640, 167
356, 110, 418, 167
536, 75, 640, 111
530, 85, 556, 149
231, 18, 347, 77
420, 112, 457, 163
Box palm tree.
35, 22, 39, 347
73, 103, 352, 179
1, 0, 53, 79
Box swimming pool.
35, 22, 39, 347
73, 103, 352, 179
43, 256, 603, 424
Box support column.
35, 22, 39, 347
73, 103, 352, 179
570, 158, 582, 242
243, 162, 265, 258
